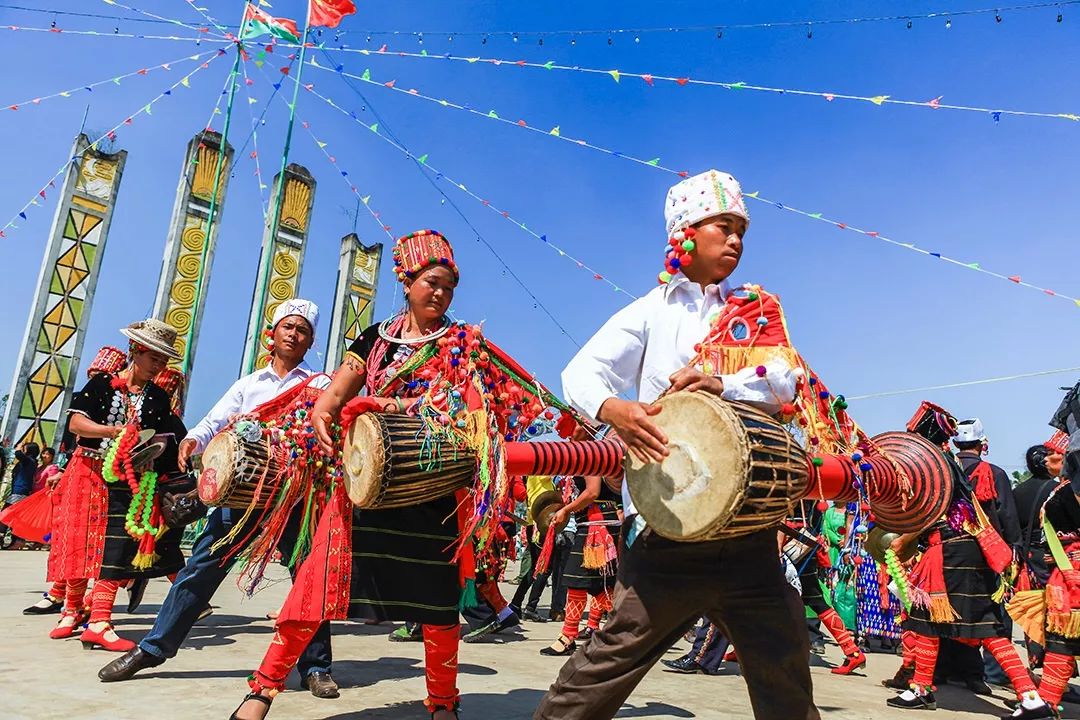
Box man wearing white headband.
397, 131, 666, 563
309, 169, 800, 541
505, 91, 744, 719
99, 299, 339, 700
544, 171, 816, 719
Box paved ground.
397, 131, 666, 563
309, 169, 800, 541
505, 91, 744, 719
0, 550, 1073, 719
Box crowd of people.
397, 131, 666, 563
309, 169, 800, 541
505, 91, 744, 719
2, 169, 1079, 720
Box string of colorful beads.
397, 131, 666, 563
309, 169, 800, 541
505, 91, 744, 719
102, 426, 160, 540
658, 226, 696, 284
885, 548, 912, 611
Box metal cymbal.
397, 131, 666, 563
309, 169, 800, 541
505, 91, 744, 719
866, 526, 902, 566
531, 490, 567, 538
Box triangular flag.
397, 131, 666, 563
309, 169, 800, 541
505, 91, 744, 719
112, 77, 121, 85
181, 76, 191, 87
361, 195, 371, 204
745, 191, 759, 198
487, 110, 498, 118
675, 77, 689, 86
317, 141, 327, 148
248, 97, 258, 104
466, 57, 480, 63
607, 70, 620, 83
966, 262, 981, 270
809, 212, 822, 219
642, 74, 654, 86
370, 123, 379, 132
385, 80, 396, 88
543, 61, 554, 70
362, 68, 371, 80
646, 158, 659, 166
145, 104, 152, 115
60, 91, 70, 97
869, 95, 889, 106
730, 82, 746, 89
417, 154, 428, 164
550, 126, 560, 136
1008, 275, 1021, 283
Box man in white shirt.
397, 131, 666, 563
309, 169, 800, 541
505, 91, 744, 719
99, 299, 339, 700
535, 171, 819, 720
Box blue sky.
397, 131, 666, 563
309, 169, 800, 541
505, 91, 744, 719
1, 1, 1077, 471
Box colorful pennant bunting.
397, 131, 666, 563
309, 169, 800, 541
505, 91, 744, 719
319, 45, 1080, 125
306, 58, 1077, 307
1, 47, 226, 238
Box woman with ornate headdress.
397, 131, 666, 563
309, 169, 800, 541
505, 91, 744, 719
230, 230, 563, 720
46, 320, 187, 650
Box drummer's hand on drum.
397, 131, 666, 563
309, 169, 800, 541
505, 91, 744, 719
177, 437, 197, 472
667, 368, 725, 397
597, 398, 668, 464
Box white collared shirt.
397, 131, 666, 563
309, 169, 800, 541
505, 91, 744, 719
561, 275, 798, 515
184, 360, 329, 453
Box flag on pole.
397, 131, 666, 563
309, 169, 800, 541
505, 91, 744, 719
309, 0, 356, 28
242, 2, 300, 42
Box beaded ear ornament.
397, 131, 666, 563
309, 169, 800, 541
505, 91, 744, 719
262, 324, 275, 354
658, 226, 696, 284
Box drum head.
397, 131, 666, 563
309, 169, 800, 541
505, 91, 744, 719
343, 413, 388, 507
626, 392, 750, 540
198, 432, 238, 505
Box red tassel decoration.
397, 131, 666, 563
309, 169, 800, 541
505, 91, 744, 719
532, 524, 557, 578
971, 461, 997, 502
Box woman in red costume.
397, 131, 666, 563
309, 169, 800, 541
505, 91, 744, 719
23, 346, 128, 617
47, 321, 187, 650
539, 474, 621, 656
231, 230, 557, 720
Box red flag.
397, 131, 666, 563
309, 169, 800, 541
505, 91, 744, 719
309, 0, 356, 28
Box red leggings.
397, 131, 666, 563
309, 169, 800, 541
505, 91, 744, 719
476, 580, 508, 614
561, 588, 612, 642
1039, 652, 1077, 708
89, 580, 122, 623
912, 634, 1035, 696
252, 620, 460, 711
818, 608, 860, 657
54, 579, 89, 612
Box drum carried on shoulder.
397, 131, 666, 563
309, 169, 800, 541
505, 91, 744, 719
342, 412, 475, 509
198, 425, 284, 509
624, 391, 810, 542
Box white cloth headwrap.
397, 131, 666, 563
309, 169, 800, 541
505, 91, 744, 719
271, 298, 319, 334
664, 169, 750, 236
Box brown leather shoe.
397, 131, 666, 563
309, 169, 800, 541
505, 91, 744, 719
301, 671, 339, 699
98, 647, 165, 682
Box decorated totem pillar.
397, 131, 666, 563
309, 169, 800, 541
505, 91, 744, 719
151, 130, 234, 374
240, 163, 316, 373
2, 134, 127, 448
325, 234, 383, 369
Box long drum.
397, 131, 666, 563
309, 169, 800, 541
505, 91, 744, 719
626, 392, 810, 541
198, 431, 280, 509
343, 413, 476, 509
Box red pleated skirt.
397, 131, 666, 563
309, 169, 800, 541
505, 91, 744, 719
46, 452, 108, 582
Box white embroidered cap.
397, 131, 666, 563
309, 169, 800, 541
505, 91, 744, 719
271, 298, 319, 334
953, 418, 986, 446
664, 169, 750, 236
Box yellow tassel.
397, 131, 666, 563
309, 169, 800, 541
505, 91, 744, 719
131, 551, 159, 571
991, 577, 1007, 604
1050, 610, 1080, 639
1006, 590, 1046, 647
928, 594, 961, 623
582, 544, 604, 570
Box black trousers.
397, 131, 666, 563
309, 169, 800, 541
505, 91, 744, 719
512, 529, 569, 614
535, 522, 819, 720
